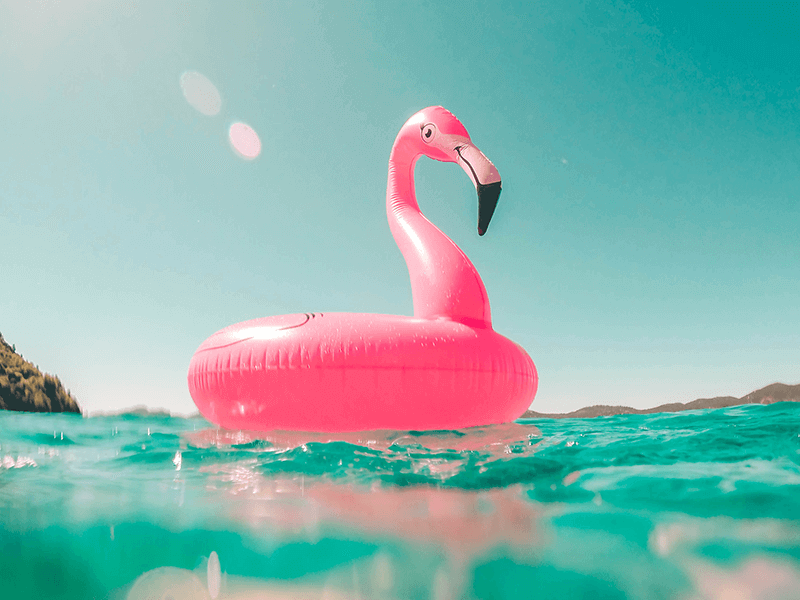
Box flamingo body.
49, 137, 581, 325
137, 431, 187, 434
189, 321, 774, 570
188, 312, 536, 431
188, 107, 538, 431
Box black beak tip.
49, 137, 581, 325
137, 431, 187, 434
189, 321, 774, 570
477, 181, 502, 236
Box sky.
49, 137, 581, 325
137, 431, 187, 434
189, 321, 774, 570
1, 0, 798, 416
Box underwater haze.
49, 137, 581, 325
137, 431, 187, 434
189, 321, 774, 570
2, 405, 800, 599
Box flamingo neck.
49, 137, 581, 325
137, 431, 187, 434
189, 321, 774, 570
386, 138, 492, 327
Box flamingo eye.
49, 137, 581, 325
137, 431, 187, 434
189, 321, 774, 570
421, 124, 436, 143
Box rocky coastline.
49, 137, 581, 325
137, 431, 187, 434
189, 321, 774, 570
0, 333, 81, 414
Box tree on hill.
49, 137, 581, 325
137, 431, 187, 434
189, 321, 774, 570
0, 332, 81, 414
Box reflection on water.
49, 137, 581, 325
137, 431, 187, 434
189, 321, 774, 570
120, 475, 538, 599
194, 474, 539, 599
182, 424, 544, 599
1, 406, 800, 599
685, 556, 800, 600
187, 421, 542, 454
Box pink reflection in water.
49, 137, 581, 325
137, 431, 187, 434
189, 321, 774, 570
197, 470, 540, 599
188, 421, 541, 455
229, 122, 261, 159
310, 483, 539, 552
189, 423, 543, 564
198, 462, 540, 557
688, 557, 800, 600
188, 424, 543, 598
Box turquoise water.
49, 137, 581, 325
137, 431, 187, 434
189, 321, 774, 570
2, 404, 799, 599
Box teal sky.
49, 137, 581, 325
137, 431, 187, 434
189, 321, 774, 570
1, 1, 798, 416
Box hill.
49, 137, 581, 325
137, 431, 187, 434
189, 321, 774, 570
0, 333, 81, 414
522, 382, 800, 419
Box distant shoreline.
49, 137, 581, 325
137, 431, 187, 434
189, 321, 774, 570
87, 383, 800, 422
86, 405, 197, 419
522, 382, 800, 419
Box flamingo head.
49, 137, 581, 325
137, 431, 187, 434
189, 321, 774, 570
401, 106, 502, 236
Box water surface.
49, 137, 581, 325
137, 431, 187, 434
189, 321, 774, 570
1, 403, 799, 599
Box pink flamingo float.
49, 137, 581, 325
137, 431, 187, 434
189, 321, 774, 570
188, 107, 537, 431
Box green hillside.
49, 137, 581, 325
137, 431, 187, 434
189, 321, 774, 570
0, 333, 81, 414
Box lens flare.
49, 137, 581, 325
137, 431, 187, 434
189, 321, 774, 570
179, 71, 221, 116
229, 122, 261, 159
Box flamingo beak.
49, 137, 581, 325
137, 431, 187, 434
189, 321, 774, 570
455, 144, 502, 236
